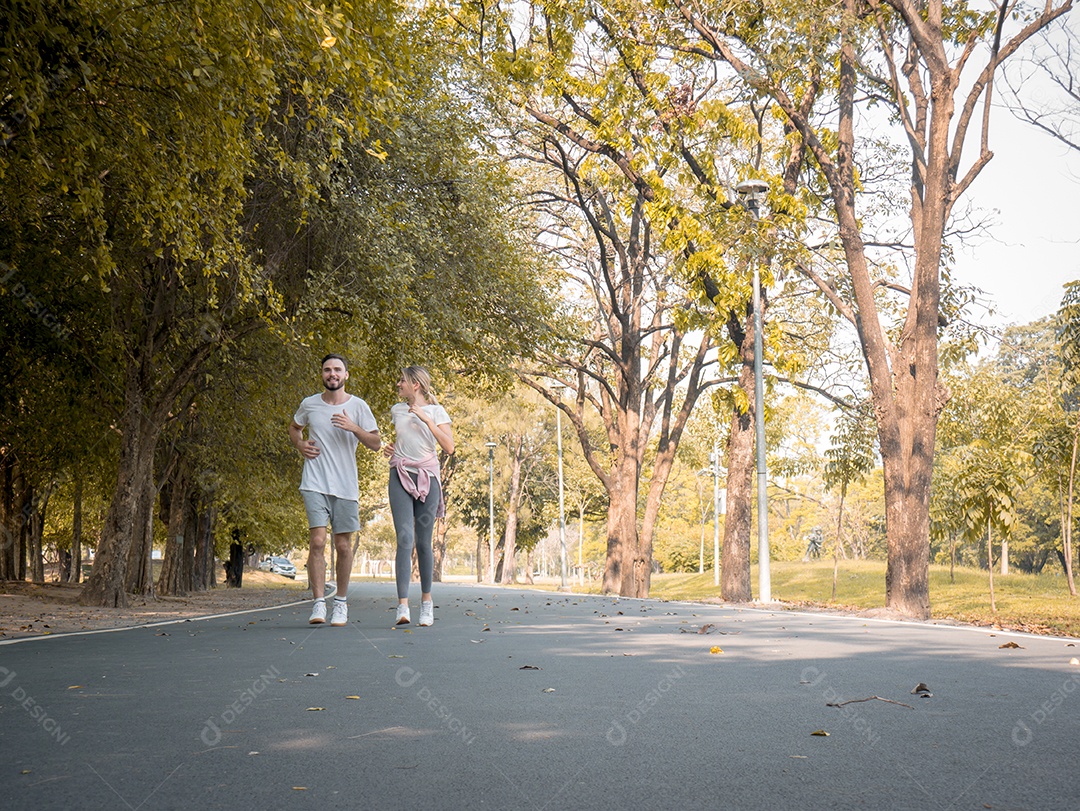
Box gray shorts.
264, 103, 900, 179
301, 490, 360, 534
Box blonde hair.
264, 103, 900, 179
401, 365, 437, 404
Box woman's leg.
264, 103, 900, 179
389, 474, 416, 600
413, 479, 441, 597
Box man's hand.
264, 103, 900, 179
297, 439, 320, 459
330, 411, 359, 433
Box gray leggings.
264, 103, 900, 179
389, 472, 440, 599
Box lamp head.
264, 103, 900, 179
734, 178, 770, 215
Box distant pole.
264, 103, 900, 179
711, 446, 720, 587
486, 441, 497, 583
736, 178, 772, 603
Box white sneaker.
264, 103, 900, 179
395, 604, 411, 625
419, 601, 434, 627
330, 600, 348, 626
309, 600, 327, 624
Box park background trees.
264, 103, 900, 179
2, 0, 1079, 618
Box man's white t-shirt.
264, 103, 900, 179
390, 402, 451, 468
293, 394, 378, 501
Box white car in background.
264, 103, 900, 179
258, 556, 297, 579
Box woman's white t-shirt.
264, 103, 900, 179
390, 402, 451, 464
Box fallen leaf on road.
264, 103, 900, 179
999, 641, 1023, 649
810, 730, 830, 737
1070, 658, 1079, 666
305, 673, 319, 677
542, 688, 555, 693
306, 707, 325, 711
292, 787, 308, 790
345, 696, 360, 700
388, 655, 404, 658
698, 624, 716, 634
911, 683, 933, 698
68, 685, 82, 689
709, 646, 723, 654
519, 665, 541, 670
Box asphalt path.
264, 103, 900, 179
1, 582, 1078, 810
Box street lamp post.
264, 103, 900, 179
485, 441, 497, 583
554, 386, 570, 592
735, 178, 772, 603
710, 446, 721, 587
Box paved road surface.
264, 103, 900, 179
1, 582, 1077, 810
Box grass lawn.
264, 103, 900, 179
645, 560, 1080, 638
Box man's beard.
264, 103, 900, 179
324, 379, 344, 391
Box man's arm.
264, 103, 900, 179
329, 411, 381, 452
290, 421, 320, 459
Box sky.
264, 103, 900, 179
950, 108, 1080, 331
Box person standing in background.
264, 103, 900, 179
289, 354, 381, 626
382, 366, 454, 627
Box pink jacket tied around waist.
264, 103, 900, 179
389, 451, 445, 518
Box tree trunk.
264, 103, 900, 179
72, 474, 82, 584
224, 534, 244, 588
125, 478, 156, 596
200, 504, 217, 590
0, 454, 15, 580
432, 516, 447, 583
500, 439, 524, 585
880, 452, 932, 618
157, 467, 190, 596
987, 518, 996, 613
183, 492, 200, 591
603, 459, 643, 596
28, 485, 46, 584
722, 341, 755, 602
81, 383, 160, 607
1063, 425, 1078, 595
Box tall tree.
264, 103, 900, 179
663, 0, 1073, 616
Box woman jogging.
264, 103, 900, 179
382, 366, 454, 626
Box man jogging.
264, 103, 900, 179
289, 354, 381, 625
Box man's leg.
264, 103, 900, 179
333, 532, 353, 597
308, 526, 328, 599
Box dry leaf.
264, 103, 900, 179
292, 786, 308, 791
320, 35, 337, 48
698, 624, 716, 634
709, 646, 724, 654
306, 707, 325, 711
1070, 658, 1079, 666
911, 683, 933, 697
305, 672, 319, 677
67, 685, 82, 689
345, 696, 360, 700
542, 688, 555, 693
519, 665, 541, 670
388, 655, 404, 658
999, 641, 1023, 649
810, 730, 830, 737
